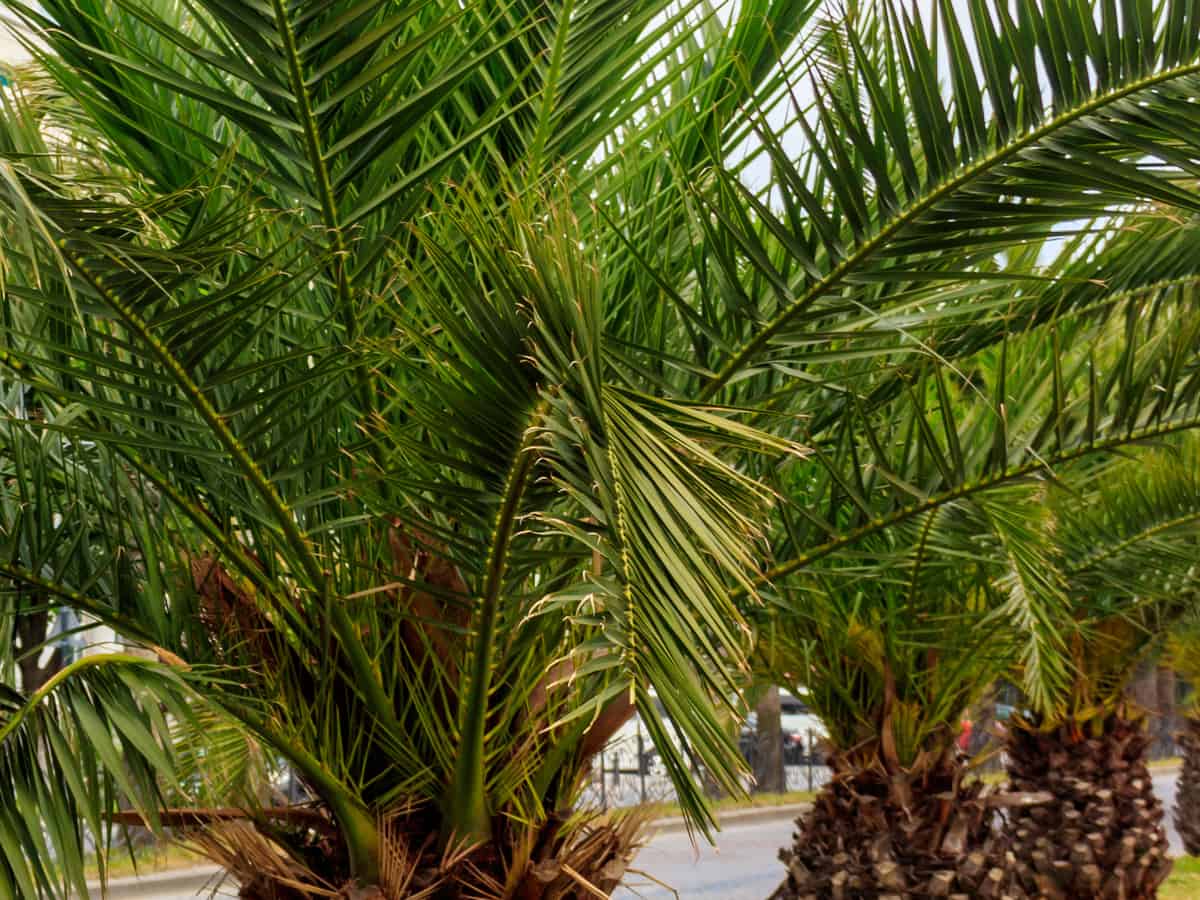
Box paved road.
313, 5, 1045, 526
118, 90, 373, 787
1156, 771, 1183, 855
613, 818, 793, 900
131, 772, 1188, 900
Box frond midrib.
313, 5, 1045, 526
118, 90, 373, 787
267, 0, 353, 336
704, 58, 1200, 396
445, 397, 548, 842
1066, 508, 1200, 577
753, 414, 1200, 593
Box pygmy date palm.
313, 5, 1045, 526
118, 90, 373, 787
767, 291, 1200, 898
0, 0, 817, 895
721, 1, 1200, 894
996, 438, 1200, 900
9, 1, 1200, 898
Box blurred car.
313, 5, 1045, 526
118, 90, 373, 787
738, 690, 828, 765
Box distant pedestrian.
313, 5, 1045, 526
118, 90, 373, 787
957, 718, 973, 752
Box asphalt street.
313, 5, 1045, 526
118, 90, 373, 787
131, 772, 1185, 900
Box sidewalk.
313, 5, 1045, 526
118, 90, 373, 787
89, 865, 224, 899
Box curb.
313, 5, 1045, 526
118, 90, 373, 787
650, 802, 810, 836
89, 865, 223, 899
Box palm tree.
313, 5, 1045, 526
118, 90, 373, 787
1166, 616, 1200, 857
7, 1, 1200, 897
995, 439, 1200, 900
763, 259, 1200, 897
763, 201, 1200, 896
0, 1, 821, 894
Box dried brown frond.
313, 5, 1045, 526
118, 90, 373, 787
578, 693, 636, 761
183, 819, 338, 899
504, 806, 651, 900
109, 807, 335, 833
192, 555, 277, 667
386, 524, 469, 678
375, 805, 442, 900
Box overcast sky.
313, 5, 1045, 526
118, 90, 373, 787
0, 26, 27, 64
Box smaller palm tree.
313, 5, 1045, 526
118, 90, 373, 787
762, 213, 1200, 897
998, 439, 1200, 900
763, 533, 1024, 899
1166, 617, 1200, 856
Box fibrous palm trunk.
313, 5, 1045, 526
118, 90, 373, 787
1175, 714, 1200, 856
771, 747, 1022, 899
755, 686, 786, 794
1003, 712, 1171, 900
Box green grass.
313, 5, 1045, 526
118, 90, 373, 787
1162, 855, 1200, 899
86, 843, 202, 881
644, 789, 817, 822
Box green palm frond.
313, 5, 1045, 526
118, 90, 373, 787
0, 655, 189, 897
369, 185, 799, 837
1010, 436, 1200, 721
689, 0, 1200, 401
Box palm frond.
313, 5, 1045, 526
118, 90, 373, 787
0, 655, 189, 896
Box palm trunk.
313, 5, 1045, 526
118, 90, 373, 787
755, 686, 786, 795
1002, 710, 1171, 900
771, 746, 1020, 899
1176, 714, 1200, 856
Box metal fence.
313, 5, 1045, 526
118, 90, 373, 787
582, 729, 832, 810
582, 713, 1187, 811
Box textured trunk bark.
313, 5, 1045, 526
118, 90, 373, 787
14, 608, 62, 694
1127, 662, 1159, 711
754, 686, 785, 794
771, 746, 1021, 899
1003, 711, 1171, 900
1176, 714, 1200, 856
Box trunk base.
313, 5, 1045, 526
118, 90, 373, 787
179, 804, 647, 899
772, 749, 1022, 899
1003, 712, 1172, 900
1176, 715, 1200, 856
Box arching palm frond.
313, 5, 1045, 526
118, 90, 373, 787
684, 0, 1200, 405
758, 225, 1200, 758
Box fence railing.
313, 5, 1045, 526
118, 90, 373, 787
583, 717, 1186, 812
582, 729, 832, 810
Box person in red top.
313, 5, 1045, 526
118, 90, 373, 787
957, 718, 973, 752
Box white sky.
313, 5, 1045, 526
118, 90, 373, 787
0, 30, 27, 64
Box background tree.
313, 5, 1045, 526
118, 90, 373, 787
0, 395, 88, 694
763, 204, 1200, 897
753, 684, 786, 795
